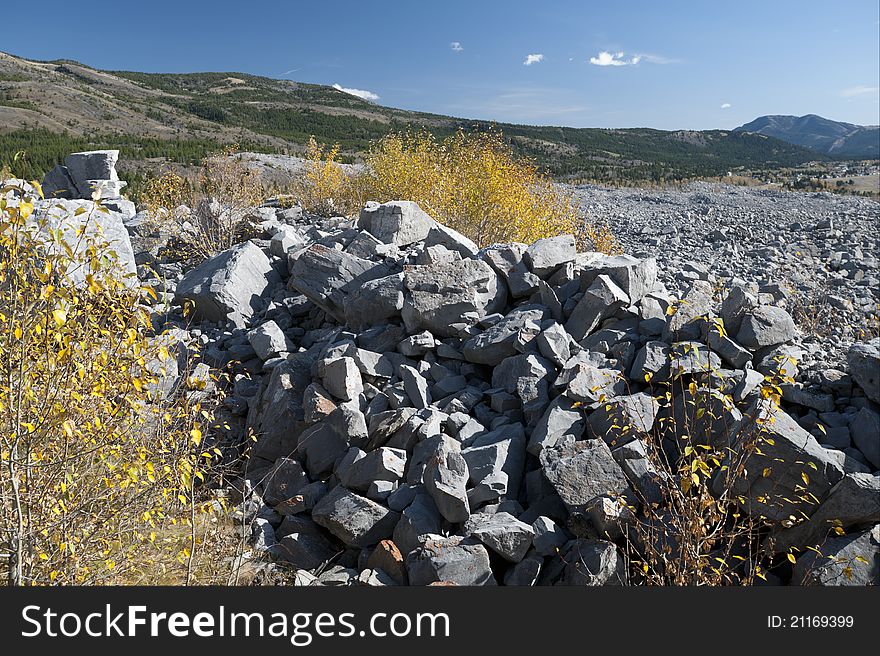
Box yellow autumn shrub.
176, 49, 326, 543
361, 129, 617, 250
0, 180, 233, 585
289, 137, 362, 217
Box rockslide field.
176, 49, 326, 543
6, 151, 878, 586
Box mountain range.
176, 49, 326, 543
0, 50, 870, 183
734, 114, 879, 159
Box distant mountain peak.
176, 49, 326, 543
734, 114, 879, 159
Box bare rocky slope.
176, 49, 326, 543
6, 152, 878, 586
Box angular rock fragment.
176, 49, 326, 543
848, 407, 880, 470
406, 536, 497, 586
312, 486, 400, 548
566, 274, 630, 341
247, 320, 294, 360
770, 473, 880, 553
463, 307, 545, 365
320, 357, 363, 402
558, 539, 627, 586
715, 399, 845, 522
847, 339, 880, 403
176, 241, 279, 327
402, 259, 506, 337
540, 439, 631, 515
524, 235, 577, 278
736, 306, 798, 350
423, 436, 471, 522
464, 512, 535, 562
276, 532, 338, 570
359, 200, 434, 247
289, 243, 390, 322
586, 393, 659, 448
792, 525, 879, 586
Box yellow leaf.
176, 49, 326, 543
14, 327, 22, 339
190, 428, 202, 445
19, 200, 34, 219
52, 308, 67, 326
801, 471, 810, 485
762, 467, 772, 478
787, 553, 797, 564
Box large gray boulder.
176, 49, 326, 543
401, 258, 506, 337
580, 254, 658, 305
246, 352, 315, 461
462, 307, 545, 365
359, 200, 434, 247
34, 199, 137, 285
524, 235, 577, 278
289, 243, 390, 322
662, 280, 714, 342
558, 539, 627, 586
41, 164, 79, 199
736, 305, 798, 350
423, 221, 479, 257
566, 274, 629, 341
64, 150, 119, 186
540, 439, 631, 516
847, 339, 880, 403
176, 241, 279, 326
343, 273, 405, 329
462, 423, 527, 506
715, 399, 845, 522
423, 436, 471, 522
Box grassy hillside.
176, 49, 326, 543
0, 51, 823, 183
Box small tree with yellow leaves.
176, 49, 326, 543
0, 181, 235, 585
360, 129, 619, 251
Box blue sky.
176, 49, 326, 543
3, 0, 879, 129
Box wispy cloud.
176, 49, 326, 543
589, 51, 639, 66
332, 83, 380, 102
523, 53, 544, 66
639, 53, 680, 65
280, 68, 301, 76
841, 85, 879, 97
450, 41, 464, 52
720, 102, 731, 109
588, 51, 677, 67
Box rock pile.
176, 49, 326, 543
10, 159, 877, 586
158, 198, 878, 587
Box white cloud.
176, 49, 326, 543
721, 102, 731, 109
523, 53, 544, 66
841, 85, 879, 97
589, 51, 675, 66
450, 41, 463, 52
589, 51, 638, 66
332, 83, 380, 102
